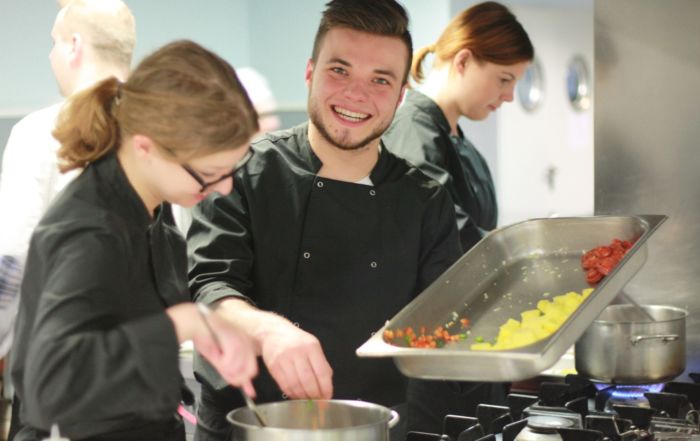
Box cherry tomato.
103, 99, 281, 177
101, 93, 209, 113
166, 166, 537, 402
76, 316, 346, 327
581, 237, 633, 285
586, 268, 603, 284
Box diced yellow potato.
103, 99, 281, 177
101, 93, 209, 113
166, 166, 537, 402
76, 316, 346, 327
537, 299, 553, 314
498, 318, 521, 340
552, 292, 582, 313
509, 328, 538, 347
498, 327, 513, 341
540, 318, 560, 334
471, 288, 589, 351
521, 309, 541, 322
503, 318, 521, 329
540, 315, 562, 333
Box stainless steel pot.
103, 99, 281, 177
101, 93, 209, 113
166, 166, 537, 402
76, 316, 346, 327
575, 304, 687, 384
227, 399, 399, 441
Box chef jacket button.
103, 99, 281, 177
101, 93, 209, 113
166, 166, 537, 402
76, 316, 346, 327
369, 189, 376, 196
303, 251, 311, 259
316, 181, 324, 188
370, 261, 378, 269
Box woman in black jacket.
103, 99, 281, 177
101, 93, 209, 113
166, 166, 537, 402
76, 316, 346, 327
384, 1, 534, 252
10, 40, 260, 441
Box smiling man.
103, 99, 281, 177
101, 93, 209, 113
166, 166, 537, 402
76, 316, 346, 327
186, 1, 462, 440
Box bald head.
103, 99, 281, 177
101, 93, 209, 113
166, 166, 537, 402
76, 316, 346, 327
56, 0, 136, 68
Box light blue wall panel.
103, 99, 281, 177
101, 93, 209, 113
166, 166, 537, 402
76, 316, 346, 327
0, 0, 251, 115
128, 0, 250, 67
0, 0, 63, 113
247, 0, 327, 110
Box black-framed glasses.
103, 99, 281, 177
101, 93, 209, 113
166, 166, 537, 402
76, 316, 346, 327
181, 149, 253, 193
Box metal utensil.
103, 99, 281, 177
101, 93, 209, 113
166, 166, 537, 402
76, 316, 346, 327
241, 389, 267, 427
196, 304, 267, 427
616, 291, 657, 322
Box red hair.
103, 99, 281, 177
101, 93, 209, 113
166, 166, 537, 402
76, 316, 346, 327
412, 1, 534, 83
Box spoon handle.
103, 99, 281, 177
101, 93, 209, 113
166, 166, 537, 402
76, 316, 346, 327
241, 390, 267, 427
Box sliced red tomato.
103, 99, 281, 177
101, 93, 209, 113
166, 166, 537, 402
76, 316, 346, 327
581, 237, 634, 285
595, 257, 616, 275
594, 246, 612, 258
586, 268, 603, 284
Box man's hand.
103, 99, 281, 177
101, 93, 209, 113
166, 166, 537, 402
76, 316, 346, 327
216, 298, 334, 400
259, 320, 333, 400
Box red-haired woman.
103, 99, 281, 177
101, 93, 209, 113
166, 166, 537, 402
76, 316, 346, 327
385, 1, 533, 252
383, 2, 534, 434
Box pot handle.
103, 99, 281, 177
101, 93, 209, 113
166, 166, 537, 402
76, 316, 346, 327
630, 334, 679, 345
387, 410, 400, 428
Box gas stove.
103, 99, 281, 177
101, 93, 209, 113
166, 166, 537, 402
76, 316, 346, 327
406, 374, 700, 441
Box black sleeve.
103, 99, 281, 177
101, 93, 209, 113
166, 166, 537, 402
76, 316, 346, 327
20, 225, 181, 435
387, 115, 480, 251
416, 182, 463, 292
187, 185, 255, 306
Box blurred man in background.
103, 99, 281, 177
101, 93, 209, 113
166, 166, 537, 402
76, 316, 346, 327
0, 1, 135, 438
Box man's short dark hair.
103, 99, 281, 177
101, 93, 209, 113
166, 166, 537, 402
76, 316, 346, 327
311, 0, 413, 84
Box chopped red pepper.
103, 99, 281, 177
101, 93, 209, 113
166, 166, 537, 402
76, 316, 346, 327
383, 313, 472, 348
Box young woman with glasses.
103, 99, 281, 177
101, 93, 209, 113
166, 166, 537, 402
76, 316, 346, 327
9, 40, 260, 441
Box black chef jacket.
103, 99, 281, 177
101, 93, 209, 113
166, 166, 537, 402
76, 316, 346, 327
10, 152, 188, 441
188, 122, 462, 409
383, 90, 498, 252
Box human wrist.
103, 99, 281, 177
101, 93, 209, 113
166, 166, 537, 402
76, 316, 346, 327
166, 303, 202, 343
215, 298, 287, 350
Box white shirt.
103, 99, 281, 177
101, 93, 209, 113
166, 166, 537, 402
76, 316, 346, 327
0, 102, 80, 357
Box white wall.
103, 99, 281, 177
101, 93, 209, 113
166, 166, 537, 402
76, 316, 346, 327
0, 0, 61, 115
496, 4, 594, 225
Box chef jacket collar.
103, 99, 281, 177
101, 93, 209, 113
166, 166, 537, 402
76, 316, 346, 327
96, 151, 164, 229
296, 122, 395, 184
408, 90, 465, 139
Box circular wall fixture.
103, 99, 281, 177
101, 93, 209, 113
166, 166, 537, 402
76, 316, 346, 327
566, 55, 591, 111
516, 58, 544, 112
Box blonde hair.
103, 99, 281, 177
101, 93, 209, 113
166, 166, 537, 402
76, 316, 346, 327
58, 0, 136, 69
54, 40, 259, 172
412, 1, 533, 83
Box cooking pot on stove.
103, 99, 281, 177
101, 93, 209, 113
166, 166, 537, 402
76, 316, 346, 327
575, 304, 687, 384
226, 399, 399, 440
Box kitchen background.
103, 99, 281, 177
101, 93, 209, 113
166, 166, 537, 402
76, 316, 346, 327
1, 0, 699, 382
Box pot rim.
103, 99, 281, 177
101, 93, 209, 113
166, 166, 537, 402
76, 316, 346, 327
593, 304, 688, 324
226, 399, 395, 432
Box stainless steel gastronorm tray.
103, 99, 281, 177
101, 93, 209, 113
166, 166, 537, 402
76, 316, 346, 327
356, 215, 667, 381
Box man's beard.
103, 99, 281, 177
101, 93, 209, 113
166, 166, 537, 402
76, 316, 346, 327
307, 97, 391, 151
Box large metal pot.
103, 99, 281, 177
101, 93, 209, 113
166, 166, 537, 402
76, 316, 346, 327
227, 399, 399, 440
575, 304, 687, 384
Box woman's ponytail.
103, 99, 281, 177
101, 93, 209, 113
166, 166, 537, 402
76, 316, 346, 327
411, 44, 435, 84
54, 77, 122, 172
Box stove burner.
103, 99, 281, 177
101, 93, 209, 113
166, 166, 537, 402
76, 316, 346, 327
407, 374, 700, 441
528, 415, 576, 431
594, 384, 665, 412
